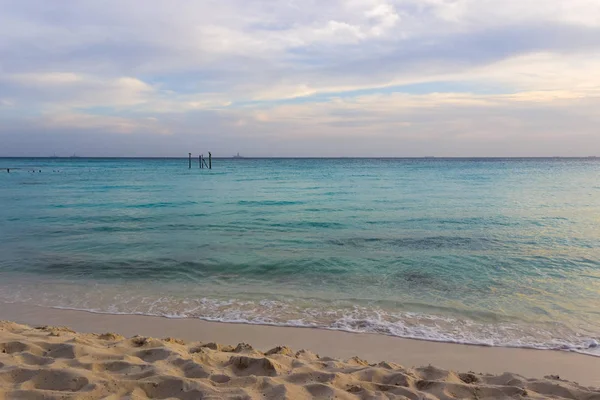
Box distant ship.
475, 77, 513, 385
69, 153, 80, 158
232, 152, 244, 159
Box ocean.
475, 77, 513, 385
0, 158, 599, 355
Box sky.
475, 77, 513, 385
1, 0, 599, 157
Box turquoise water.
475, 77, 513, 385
1, 158, 599, 354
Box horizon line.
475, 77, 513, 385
1, 156, 598, 160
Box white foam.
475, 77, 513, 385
1, 282, 598, 357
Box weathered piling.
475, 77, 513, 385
190, 152, 211, 169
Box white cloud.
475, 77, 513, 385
10, 72, 83, 85
365, 2, 400, 34
239, 89, 600, 128
40, 112, 171, 135
410, 0, 600, 27
1, 73, 154, 110
468, 52, 600, 93
252, 84, 318, 101
247, 50, 600, 103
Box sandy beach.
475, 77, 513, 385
1, 303, 599, 399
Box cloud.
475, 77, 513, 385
0, 73, 154, 112
10, 72, 83, 85
39, 113, 171, 135
0, 0, 599, 156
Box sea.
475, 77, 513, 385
0, 157, 599, 355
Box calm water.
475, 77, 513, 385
1, 158, 599, 354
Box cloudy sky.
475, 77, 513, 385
1, 0, 599, 157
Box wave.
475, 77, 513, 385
237, 200, 305, 206
327, 236, 503, 250
1, 288, 597, 358
32, 304, 600, 357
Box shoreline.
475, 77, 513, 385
3, 301, 598, 356
1, 302, 599, 387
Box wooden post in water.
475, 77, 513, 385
208, 152, 212, 169
188, 153, 192, 169
199, 155, 202, 169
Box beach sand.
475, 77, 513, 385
1, 303, 599, 399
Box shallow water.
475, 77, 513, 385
0, 158, 599, 354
